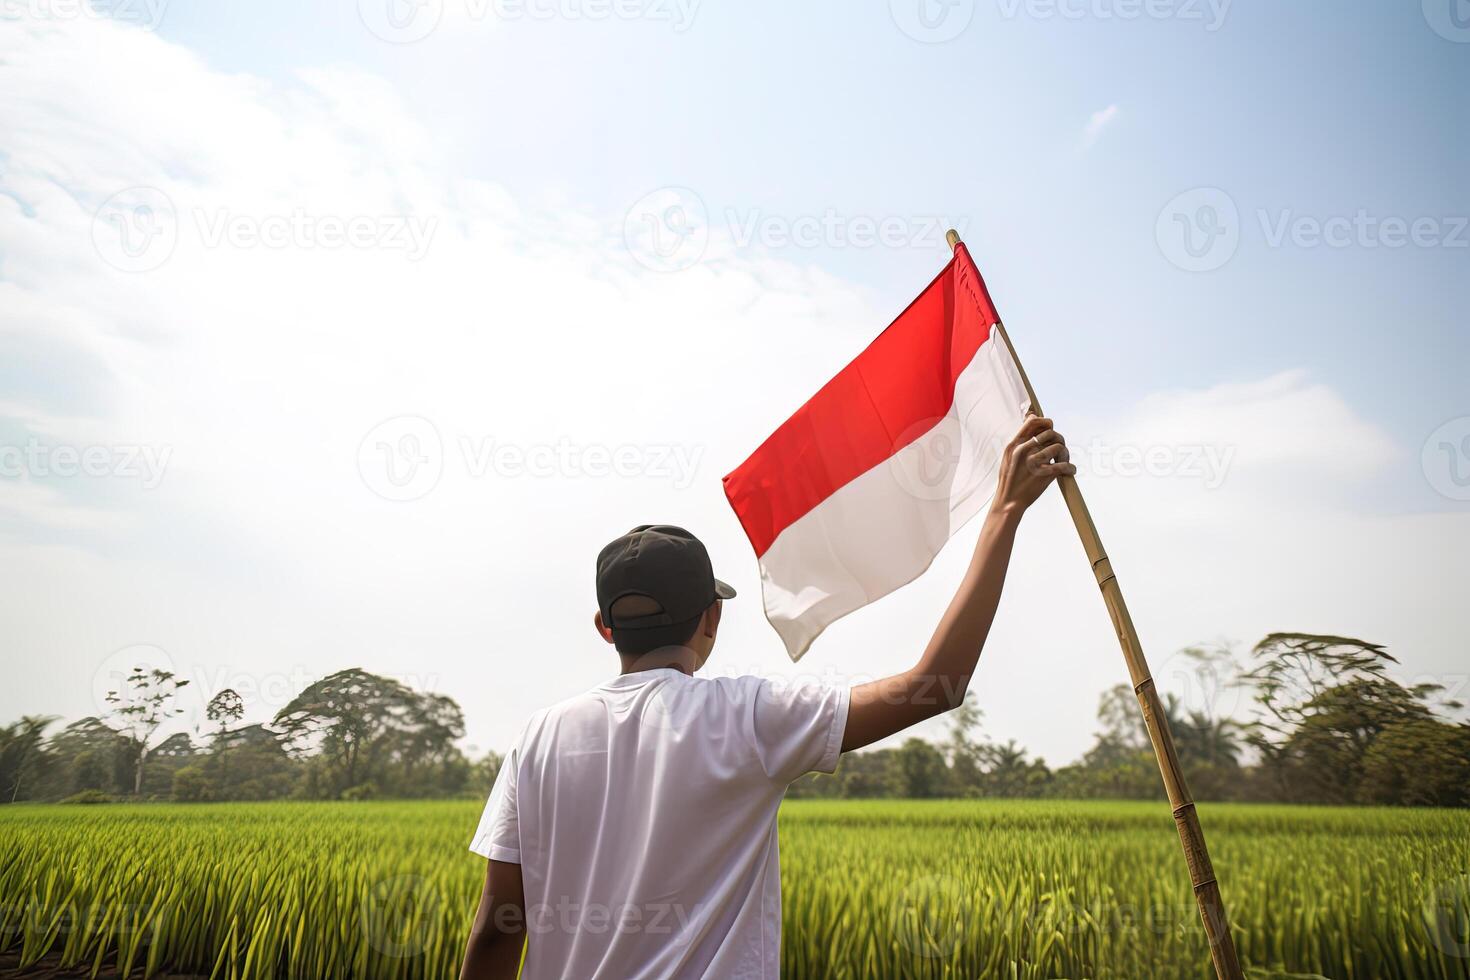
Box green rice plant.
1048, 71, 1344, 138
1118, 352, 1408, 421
0, 800, 1465, 979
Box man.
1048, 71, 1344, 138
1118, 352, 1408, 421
460, 415, 1072, 979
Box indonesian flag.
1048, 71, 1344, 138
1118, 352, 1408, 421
723, 243, 1033, 661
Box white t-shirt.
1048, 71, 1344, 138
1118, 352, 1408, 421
469, 668, 850, 980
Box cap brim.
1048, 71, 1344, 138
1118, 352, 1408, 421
714, 578, 737, 600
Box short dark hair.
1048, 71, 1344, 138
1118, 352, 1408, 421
612, 614, 703, 656
609, 594, 709, 656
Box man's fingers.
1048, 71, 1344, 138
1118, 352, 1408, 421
1027, 442, 1069, 464
1008, 416, 1053, 452
1021, 433, 1069, 470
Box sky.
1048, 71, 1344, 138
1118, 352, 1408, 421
1, 0, 1466, 767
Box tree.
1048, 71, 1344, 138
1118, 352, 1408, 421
890, 738, 948, 798
1243, 633, 1465, 804
1087, 683, 1149, 767
173, 724, 295, 802
143, 732, 197, 795
1172, 708, 1243, 800
1243, 634, 1393, 745
1065, 685, 1164, 800
978, 740, 1052, 798
945, 694, 986, 796
834, 750, 899, 799
106, 667, 189, 796
469, 750, 504, 798
206, 688, 245, 783
1357, 718, 1470, 807
42, 718, 131, 798
392, 692, 467, 796
1173, 709, 1241, 769
273, 668, 467, 798
207, 688, 244, 746
0, 716, 55, 803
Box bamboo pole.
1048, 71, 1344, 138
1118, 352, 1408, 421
945, 228, 1244, 980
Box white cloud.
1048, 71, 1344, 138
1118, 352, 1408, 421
1082, 103, 1120, 149
2, 15, 1463, 767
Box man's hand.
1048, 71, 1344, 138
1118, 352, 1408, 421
841, 414, 1073, 752
993, 414, 1074, 516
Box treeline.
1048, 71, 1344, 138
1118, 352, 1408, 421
793, 633, 1470, 806
1, 633, 1466, 807
0, 669, 501, 805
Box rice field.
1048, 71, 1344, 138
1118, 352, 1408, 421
0, 799, 1466, 979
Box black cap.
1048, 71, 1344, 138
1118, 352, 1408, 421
596, 526, 736, 641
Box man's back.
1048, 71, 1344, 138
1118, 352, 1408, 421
470, 669, 848, 980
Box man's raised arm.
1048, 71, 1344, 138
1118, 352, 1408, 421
840, 415, 1073, 752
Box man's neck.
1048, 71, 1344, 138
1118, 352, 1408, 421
618, 650, 697, 677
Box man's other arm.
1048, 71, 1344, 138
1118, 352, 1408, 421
459, 859, 526, 980
841, 415, 1073, 752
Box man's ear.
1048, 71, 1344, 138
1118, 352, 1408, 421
702, 600, 722, 639
593, 610, 614, 645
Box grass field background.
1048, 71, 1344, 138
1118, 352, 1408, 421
1, 799, 1467, 979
